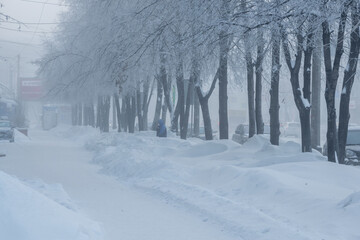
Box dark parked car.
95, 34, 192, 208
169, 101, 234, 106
0, 120, 14, 142
323, 127, 360, 165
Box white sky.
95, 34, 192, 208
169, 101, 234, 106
0, 0, 67, 91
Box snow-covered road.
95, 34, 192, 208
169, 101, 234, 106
0, 129, 236, 240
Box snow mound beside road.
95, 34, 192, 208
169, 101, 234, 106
14, 129, 31, 143
84, 131, 360, 240
0, 171, 103, 240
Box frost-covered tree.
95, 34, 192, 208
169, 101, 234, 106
38, 0, 360, 161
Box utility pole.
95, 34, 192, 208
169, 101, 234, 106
16, 54, 20, 100
8, 65, 13, 93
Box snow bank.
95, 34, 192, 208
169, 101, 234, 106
339, 191, 360, 208
23, 178, 78, 211
0, 171, 103, 240
73, 127, 360, 240
14, 129, 31, 143
86, 132, 177, 180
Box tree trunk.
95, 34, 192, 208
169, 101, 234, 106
178, 67, 186, 138
112, 96, 117, 130
300, 109, 312, 152
83, 103, 89, 126
338, 1, 360, 164
322, 2, 349, 162
96, 96, 101, 129
83, 101, 94, 127
89, 101, 95, 127
152, 78, 163, 130
171, 94, 180, 133
218, 0, 229, 139
131, 96, 136, 132
71, 104, 78, 126
195, 69, 219, 140
246, 54, 256, 138
77, 103, 83, 126
98, 96, 110, 132
178, 83, 186, 138
171, 60, 184, 133
242, 0, 255, 138
301, 25, 314, 152
104, 96, 111, 132
282, 25, 312, 152
270, 29, 281, 145
255, 28, 264, 134
126, 95, 136, 133
161, 103, 167, 123
121, 96, 128, 132
136, 83, 144, 131
194, 93, 200, 137
181, 79, 193, 139
142, 77, 151, 131
198, 97, 212, 140
311, 31, 322, 151
159, 50, 173, 116
191, 49, 201, 137
114, 93, 121, 132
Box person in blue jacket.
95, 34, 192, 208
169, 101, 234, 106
156, 119, 167, 137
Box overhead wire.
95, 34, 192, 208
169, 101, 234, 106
0, 38, 42, 46
0, 0, 65, 71
0, 25, 57, 34
2, 20, 69, 25
17, 0, 49, 56
19, 0, 70, 7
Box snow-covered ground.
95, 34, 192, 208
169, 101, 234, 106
1, 125, 360, 240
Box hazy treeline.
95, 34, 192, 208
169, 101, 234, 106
38, 0, 360, 164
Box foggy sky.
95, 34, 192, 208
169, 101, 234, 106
0, 0, 66, 90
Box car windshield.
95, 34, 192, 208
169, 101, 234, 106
346, 130, 360, 145
0, 121, 11, 127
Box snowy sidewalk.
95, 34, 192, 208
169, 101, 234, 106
1, 127, 360, 240
0, 129, 236, 240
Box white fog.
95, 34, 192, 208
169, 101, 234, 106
1, 1, 360, 240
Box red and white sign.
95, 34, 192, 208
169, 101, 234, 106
19, 78, 43, 101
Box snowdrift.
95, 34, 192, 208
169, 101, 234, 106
0, 171, 102, 240
82, 130, 360, 240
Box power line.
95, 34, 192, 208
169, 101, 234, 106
19, 0, 70, 7
0, 13, 22, 24
0, 38, 42, 46
0, 25, 56, 34
16, 0, 49, 56
1, 20, 68, 25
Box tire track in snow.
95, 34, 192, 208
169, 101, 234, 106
134, 179, 317, 240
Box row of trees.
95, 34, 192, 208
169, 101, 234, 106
39, 0, 360, 164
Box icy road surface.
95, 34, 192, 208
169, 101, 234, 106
1, 126, 360, 240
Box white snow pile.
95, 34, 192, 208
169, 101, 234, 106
0, 171, 103, 240
84, 131, 360, 240
14, 129, 31, 143
23, 178, 79, 211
